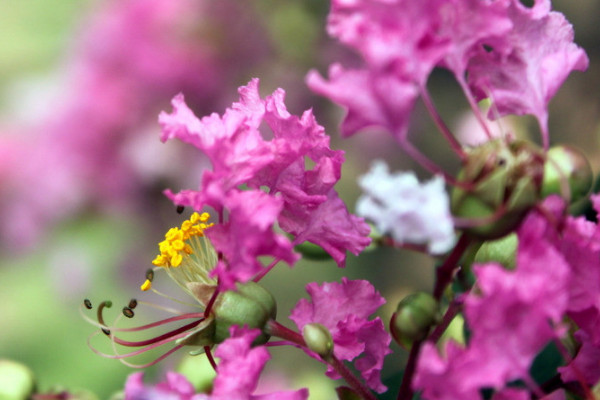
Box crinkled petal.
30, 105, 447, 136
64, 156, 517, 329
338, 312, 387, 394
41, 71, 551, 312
209, 327, 309, 400
207, 190, 299, 290
467, 0, 588, 145
307, 64, 419, 139
289, 279, 390, 393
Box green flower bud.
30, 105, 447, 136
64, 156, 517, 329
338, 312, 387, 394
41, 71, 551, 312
474, 233, 518, 270
451, 139, 545, 239
541, 145, 593, 204
212, 281, 277, 345
302, 323, 334, 359
390, 292, 439, 349
0, 360, 35, 400
294, 241, 333, 261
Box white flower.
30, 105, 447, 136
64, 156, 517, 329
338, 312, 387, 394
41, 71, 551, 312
356, 160, 455, 254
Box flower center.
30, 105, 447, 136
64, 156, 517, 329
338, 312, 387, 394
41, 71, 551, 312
141, 212, 218, 294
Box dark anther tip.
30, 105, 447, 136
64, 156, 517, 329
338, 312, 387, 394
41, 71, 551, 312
122, 307, 135, 318
128, 299, 138, 309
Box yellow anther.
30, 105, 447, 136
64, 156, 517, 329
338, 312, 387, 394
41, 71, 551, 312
190, 212, 201, 224
165, 227, 179, 241
200, 212, 210, 222
159, 240, 170, 253
141, 279, 152, 291
171, 239, 185, 251
184, 244, 193, 254
152, 255, 167, 266
170, 253, 183, 267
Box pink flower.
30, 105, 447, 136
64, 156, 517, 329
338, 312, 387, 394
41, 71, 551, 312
197, 327, 308, 400
307, 0, 511, 140
307, 64, 419, 140
124, 371, 199, 400
414, 198, 570, 399
467, 0, 589, 147
309, 0, 586, 149
160, 79, 370, 273
206, 191, 299, 291
123, 328, 308, 400
558, 331, 600, 386
289, 278, 391, 393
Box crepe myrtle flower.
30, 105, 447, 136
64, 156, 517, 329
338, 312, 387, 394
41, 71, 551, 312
159, 78, 370, 275
82, 212, 279, 368
309, 0, 587, 153
124, 328, 308, 400
288, 278, 392, 394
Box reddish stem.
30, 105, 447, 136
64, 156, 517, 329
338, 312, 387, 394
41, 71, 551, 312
428, 299, 463, 344
433, 234, 471, 300
397, 339, 423, 400
420, 86, 466, 160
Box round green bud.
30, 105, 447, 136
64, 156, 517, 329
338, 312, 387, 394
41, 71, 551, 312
390, 292, 439, 349
474, 233, 518, 270
0, 360, 35, 400
302, 323, 334, 359
541, 145, 593, 204
212, 281, 277, 345
451, 139, 545, 239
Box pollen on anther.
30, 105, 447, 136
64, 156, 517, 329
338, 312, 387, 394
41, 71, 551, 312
141, 279, 152, 292
84, 299, 93, 309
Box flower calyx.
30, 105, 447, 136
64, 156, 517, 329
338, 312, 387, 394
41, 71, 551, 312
390, 292, 440, 349
188, 281, 277, 346
451, 138, 545, 239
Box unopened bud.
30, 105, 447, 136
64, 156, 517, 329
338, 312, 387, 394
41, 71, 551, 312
303, 323, 334, 359
451, 139, 545, 239
212, 282, 277, 345
390, 292, 439, 349
474, 233, 518, 270
541, 145, 592, 204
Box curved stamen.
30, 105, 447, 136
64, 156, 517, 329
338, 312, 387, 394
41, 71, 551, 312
150, 287, 204, 309
87, 331, 186, 367
97, 301, 112, 335
110, 318, 205, 348
204, 346, 217, 370
80, 302, 204, 333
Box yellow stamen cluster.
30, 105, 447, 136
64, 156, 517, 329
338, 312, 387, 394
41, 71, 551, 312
141, 212, 215, 291
152, 212, 213, 268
